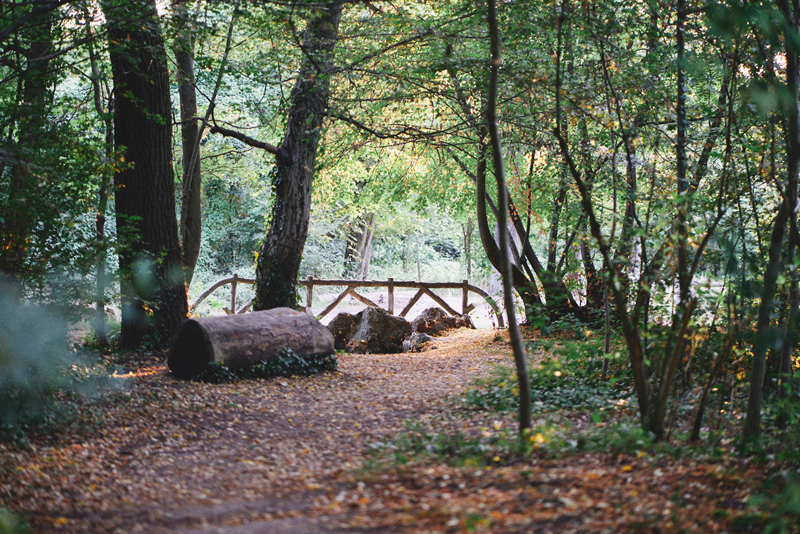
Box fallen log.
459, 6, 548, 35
169, 307, 335, 379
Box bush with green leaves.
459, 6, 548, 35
0, 282, 116, 438
192, 347, 337, 383
732, 474, 800, 534
0, 508, 29, 534
464, 339, 634, 414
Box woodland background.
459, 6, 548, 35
1, 0, 800, 530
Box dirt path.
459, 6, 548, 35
1, 329, 509, 533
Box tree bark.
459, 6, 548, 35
103, 0, 187, 347
354, 217, 375, 280
174, 3, 202, 288
344, 212, 375, 280
463, 217, 473, 279
169, 308, 334, 379
87, 23, 112, 347
744, 0, 799, 440
487, 0, 531, 433
254, 2, 343, 311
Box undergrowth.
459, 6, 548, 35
191, 348, 338, 383
463, 339, 634, 414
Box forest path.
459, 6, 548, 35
1, 328, 510, 533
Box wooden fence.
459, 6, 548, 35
190, 275, 505, 327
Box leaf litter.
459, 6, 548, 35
0, 329, 773, 533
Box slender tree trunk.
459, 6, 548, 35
403, 235, 409, 274
87, 24, 112, 347
487, 0, 531, 433
344, 212, 375, 280
581, 222, 603, 309
463, 218, 473, 280
254, 2, 343, 310
103, 0, 187, 347
744, 0, 800, 440
174, 3, 202, 288
647, 0, 692, 441
691, 324, 736, 442
416, 234, 422, 280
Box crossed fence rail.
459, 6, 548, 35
190, 275, 505, 328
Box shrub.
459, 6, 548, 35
0, 282, 114, 437
192, 347, 338, 383
463, 339, 634, 414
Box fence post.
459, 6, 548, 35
388, 277, 394, 315
462, 280, 469, 315
230, 273, 238, 314
306, 275, 314, 314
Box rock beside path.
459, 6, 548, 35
402, 332, 434, 353
411, 307, 475, 337
328, 307, 411, 354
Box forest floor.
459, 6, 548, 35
0, 329, 789, 533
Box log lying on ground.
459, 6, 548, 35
169, 307, 335, 379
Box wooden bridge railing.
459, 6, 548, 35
190, 276, 505, 327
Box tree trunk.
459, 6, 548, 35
354, 215, 375, 280
463, 218, 473, 280
580, 221, 603, 309
744, 0, 800, 440
254, 2, 343, 311
174, 3, 202, 288
416, 234, 422, 280
87, 24, 112, 347
487, 0, 532, 434
169, 308, 334, 379
0, 10, 53, 279
403, 234, 409, 274
344, 212, 375, 280
103, 0, 188, 347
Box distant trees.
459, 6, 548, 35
0, 0, 796, 442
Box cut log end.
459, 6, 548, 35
168, 319, 214, 379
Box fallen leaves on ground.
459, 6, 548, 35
0, 329, 773, 533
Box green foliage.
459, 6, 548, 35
191, 348, 338, 383
0, 282, 118, 439
385, 425, 494, 467
580, 423, 654, 456
0, 509, 29, 534
732, 475, 800, 534
765, 376, 800, 429
372, 418, 579, 469
463, 339, 633, 414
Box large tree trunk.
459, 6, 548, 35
0, 10, 53, 280
103, 0, 187, 347
174, 3, 202, 288
254, 2, 343, 311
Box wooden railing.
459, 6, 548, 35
190, 275, 504, 327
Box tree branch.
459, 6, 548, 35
209, 124, 281, 155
